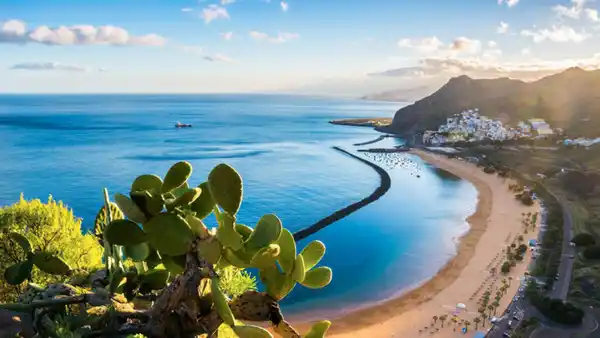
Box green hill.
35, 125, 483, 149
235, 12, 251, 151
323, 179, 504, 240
380, 67, 600, 137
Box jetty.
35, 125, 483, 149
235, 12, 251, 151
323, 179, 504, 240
357, 146, 410, 153
293, 146, 391, 242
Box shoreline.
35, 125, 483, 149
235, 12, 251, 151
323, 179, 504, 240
294, 149, 539, 337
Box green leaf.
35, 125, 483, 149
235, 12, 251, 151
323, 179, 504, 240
114, 193, 147, 224
8, 232, 32, 253
211, 277, 236, 326
130, 191, 164, 217
185, 214, 210, 238
124, 242, 151, 262
299, 240, 326, 271
142, 213, 194, 256
104, 219, 147, 246
132, 174, 163, 192
222, 248, 251, 269
245, 214, 282, 251
161, 161, 193, 193
233, 325, 273, 338
4, 260, 33, 285
235, 224, 253, 241
260, 264, 295, 301
275, 229, 296, 275
304, 320, 332, 338
299, 267, 332, 289
208, 163, 243, 215
190, 182, 216, 219
33, 252, 71, 275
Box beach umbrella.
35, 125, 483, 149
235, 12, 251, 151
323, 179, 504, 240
456, 303, 467, 310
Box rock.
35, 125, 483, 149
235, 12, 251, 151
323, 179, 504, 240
0, 309, 34, 338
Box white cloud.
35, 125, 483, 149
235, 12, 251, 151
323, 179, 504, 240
200, 5, 230, 24
203, 54, 235, 62
370, 53, 600, 80
0, 19, 166, 46
522, 48, 532, 55
498, 0, 519, 8
521, 24, 590, 43
249, 31, 299, 43
552, 0, 599, 21
281, 1, 289, 12
221, 0, 235, 4
9, 62, 104, 72
221, 32, 234, 41
181, 8, 194, 12
497, 21, 509, 34
398, 36, 482, 56
488, 40, 498, 48
585, 8, 599, 21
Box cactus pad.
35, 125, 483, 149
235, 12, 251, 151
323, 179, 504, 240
94, 202, 124, 238
185, 214, 210, 238
170, 187, 202, 208
208, 163, 243, 215
190, 182, 216, 219
216, 212, 244, 251
260, 264, 296, 301
131, 174, 163, 192
210, 276, 236, 326
235, 223, 254, 241
104, 219, 147, 246
4, 259, 34, 285
299, 240, 326, 271
304, 320, 332, 338
8, 232, 32, 253
161, 161, 193, 193
250, 244, 281, 268
299, 267, 332, 289
124, 242, 151, 262
32, 252, 71, 275
197, 238, 223, 265
292, 254, 306, 283
142, 213, 194, 256
233, 325, 273, 338
161, 255, 186, 275
222, 248, 251, 269
130, 191, 164, 217
114, 193, 147, 224
141, 269, 170, 290
245, 214, 282, 251
275, 229, 296, 275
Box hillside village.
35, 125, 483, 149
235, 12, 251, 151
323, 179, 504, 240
422, 109, 559, 145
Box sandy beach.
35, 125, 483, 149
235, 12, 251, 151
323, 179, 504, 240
298, 149, 541, 338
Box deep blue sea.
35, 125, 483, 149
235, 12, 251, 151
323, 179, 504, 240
0, 94, 477, 319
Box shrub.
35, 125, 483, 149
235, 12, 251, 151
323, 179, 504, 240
0, 195, 103, 302
516, 192, 534, 206
517, 244, 528, 255
531, 296, 584, 325
571, 233, 596, 247
583, 245, 600, 259
483, 166, 496, 174
501, 261, 511, 274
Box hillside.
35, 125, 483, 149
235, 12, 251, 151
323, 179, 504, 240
381, 68, 600, 137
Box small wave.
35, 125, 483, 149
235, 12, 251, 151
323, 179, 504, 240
121, 149, 270, 161
0, 116, 155, 131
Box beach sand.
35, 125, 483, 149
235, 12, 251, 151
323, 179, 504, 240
297, 149, 541, 338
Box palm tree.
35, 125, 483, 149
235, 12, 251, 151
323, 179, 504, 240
480, 313, 488, 327
464, 320, 471, 331
432, 315, 438, 326
492, 300, 500, 315
439, 314, 447, 328
508, 276, 513, 287
487, 304, 494, 317
473, 317, 481, 330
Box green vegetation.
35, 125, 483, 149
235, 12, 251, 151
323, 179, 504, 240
0, 162, 333, 338
572, 233, 596, 247
0, 195, 103, 303
525, 282, 584, 325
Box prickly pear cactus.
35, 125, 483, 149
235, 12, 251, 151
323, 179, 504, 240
2, 161, 334, 338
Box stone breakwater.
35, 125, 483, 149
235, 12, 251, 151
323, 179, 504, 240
292, 146, 391, 242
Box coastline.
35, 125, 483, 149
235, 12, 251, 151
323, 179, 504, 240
295, 148, 540, 337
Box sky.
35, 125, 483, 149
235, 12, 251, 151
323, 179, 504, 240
1, 0, 600, 94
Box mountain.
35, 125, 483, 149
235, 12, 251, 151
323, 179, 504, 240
380, 68, 600, 137
360, 84, 439, 102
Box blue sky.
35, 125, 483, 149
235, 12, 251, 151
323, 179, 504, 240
1, 0, 600, 93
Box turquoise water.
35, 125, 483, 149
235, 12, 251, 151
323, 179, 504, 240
0, 94, 477, 318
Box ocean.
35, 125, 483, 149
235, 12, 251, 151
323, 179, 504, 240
0, 94, 477, 318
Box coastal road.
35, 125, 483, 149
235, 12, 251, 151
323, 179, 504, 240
550, 193, 575, 301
